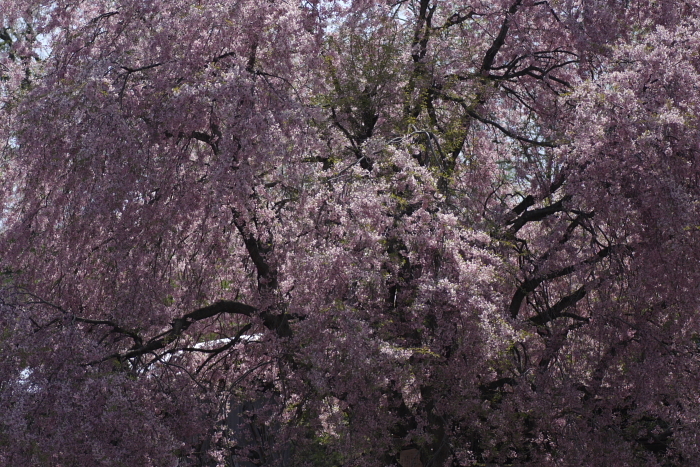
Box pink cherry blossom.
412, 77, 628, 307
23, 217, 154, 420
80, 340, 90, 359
1, 1, 699, 465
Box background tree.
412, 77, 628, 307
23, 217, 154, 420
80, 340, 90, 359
1, 0, 699, 466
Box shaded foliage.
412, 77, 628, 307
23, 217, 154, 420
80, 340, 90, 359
1, 0, 700, 466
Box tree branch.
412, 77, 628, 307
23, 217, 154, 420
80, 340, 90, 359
529, 285, 587, 326
481, 0, 523, 75
94, 301, 256, 364
506, 194, 572, 236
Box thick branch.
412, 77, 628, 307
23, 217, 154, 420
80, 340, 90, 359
97, 301, 255, 363
120, 62, 163, 74
529, 285, 587, 327
437, 10, 476, 30
509, 245, 612, 319
506, 194, 572, 236
512, 195, 535, 214
231, 211, 278, 292
173, 300, 255, 333
481, 0, 523, 75
509, 264, 574, 318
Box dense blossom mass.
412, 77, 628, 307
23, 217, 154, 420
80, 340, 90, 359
1, 0, 699, 465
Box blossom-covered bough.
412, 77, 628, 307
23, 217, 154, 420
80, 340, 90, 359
1, 0, 699, 466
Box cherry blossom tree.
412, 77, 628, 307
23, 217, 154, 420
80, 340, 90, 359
1, 0, 699, 466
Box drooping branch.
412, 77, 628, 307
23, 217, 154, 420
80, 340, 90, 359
96, 300, 256, 364
23, 293, 145, 347
189, 323, 254, 374
464, 108, 558, 148
433, 88, 558, 147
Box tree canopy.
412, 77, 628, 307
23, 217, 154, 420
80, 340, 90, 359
1, 0, 699, 466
